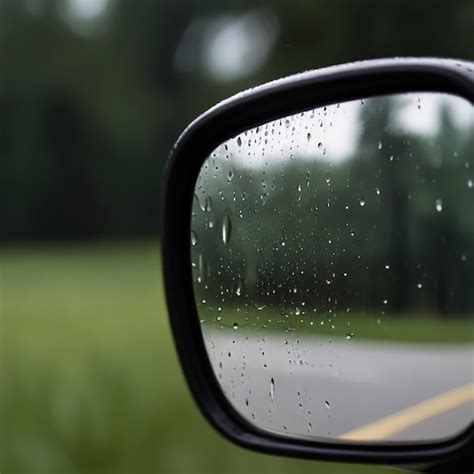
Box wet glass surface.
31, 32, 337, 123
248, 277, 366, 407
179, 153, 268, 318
191, 93, 474, 443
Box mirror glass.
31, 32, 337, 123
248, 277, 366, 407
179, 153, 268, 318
191, 93, 473, 443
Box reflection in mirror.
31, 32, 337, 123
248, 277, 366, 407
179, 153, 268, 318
191, 93, 473, 443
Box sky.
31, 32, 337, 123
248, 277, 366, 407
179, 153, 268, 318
218, 93, 473, 169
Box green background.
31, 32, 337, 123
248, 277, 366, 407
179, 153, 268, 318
1, 0, 472, 471
1, 242, 398, 473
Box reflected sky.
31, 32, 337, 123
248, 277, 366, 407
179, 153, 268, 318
222, 93, 473, 166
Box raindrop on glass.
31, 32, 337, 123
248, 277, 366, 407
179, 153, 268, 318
197, 194, 206, 211
191, 230, 198, 246
435, 198, 443, 212
222, 210, 232, 245
205, 196, 213, 212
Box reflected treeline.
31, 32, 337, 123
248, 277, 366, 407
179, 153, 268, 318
192, 96, 473, 318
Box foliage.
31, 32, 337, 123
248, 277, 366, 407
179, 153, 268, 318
0, 0, 473, 240
0, 242, 397, 473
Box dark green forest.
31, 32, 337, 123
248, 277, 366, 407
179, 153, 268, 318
192, 96, 473, 317
1, 0, 473, 241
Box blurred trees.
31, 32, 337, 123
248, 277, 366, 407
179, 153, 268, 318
192, 96, 473, 316
0, 0, 473, 240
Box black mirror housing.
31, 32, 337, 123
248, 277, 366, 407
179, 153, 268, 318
161, 58, 474, 472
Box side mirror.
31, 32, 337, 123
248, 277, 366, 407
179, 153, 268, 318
161, 58, 473, 472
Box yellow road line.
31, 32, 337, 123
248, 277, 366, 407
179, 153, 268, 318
339, 382, 474, 441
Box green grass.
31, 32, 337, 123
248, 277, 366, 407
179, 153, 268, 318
201, 305, 473, 344
0, 241, 402, 473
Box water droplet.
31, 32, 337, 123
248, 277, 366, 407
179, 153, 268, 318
237, 137, 242, 147
324, 400, 331, 409
270, 377, 275, 401
197, 253, 204, 283
256, 304, 266, 311
318, 142, 323, 149
191, 230, 198, 246
385, 264, 390, 270
295, 307, 301, 316
307, 132, 312, 142
378, 141, 383, 150
417, 283, 423, 289
236, 280, 242, 296
232, 322, 239, 330
375, 187, 381, 196
227, 169, 234, 182
383, 299, 388, 305
435, 198, 443, 212
297, 184, 302, 192
222, 210, 232, 245
196, 193, 206, 212
359, 198, 365, 207
205, 196, 213, 212
345, 332, 354, 340
468, 179, 473, 188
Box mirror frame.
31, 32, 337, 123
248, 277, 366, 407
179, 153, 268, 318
161, 58, 474, 470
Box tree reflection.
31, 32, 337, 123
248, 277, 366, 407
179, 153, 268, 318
192, 94, 473, 324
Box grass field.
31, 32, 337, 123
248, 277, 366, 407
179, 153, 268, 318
202, 304, 473, 344
0, 241, 407, 473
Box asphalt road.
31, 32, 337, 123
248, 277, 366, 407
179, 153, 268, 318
204, 330, 473, 442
